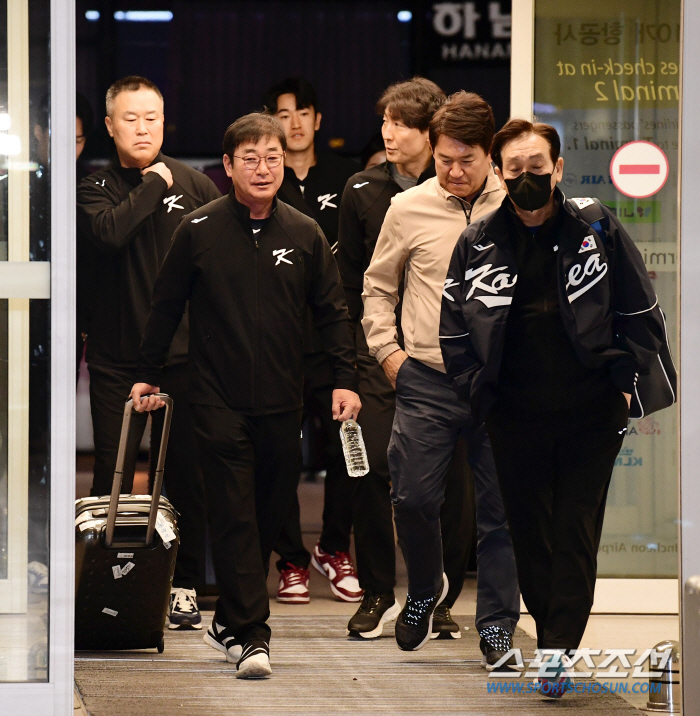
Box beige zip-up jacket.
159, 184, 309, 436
362, 169, 505, 372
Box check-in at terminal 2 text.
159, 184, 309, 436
556, 59, 678, 103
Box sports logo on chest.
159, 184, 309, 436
273, 248, 294, 266
464, 263, 517, 308
163, 194, 184, 213
565, 252, 607, 302
317, 193, 337, 211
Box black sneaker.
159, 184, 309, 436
430, 604, 461, 639
347, 592, 401, 639
203, 621, 243, 663
395, 574, 449, 651
168, 587, 202, 630
236, 639, 272, 679
479, 625, 520, 672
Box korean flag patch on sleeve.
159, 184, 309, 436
579, 235, 597, 253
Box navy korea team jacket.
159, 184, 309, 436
439, 190, 667, 422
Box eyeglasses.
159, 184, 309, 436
233, 153, 285, 171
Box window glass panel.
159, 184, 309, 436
535, 0, 681, 577
0, 0, 50, 682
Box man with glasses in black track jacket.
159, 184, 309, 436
131, 112, 360, 680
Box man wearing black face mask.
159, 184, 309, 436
440, 118, 667, 697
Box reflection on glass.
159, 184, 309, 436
535, 0, 680, 576
0, 0, 51, 683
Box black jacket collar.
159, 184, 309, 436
226, 186, 279, 224
482, 187, 593, 255
283, 165, 303, 185
113, 151, 165, 188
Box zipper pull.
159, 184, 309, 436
255, 240, 259, 248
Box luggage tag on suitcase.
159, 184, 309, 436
111, 562, 135, 579
155, 512, 176, 548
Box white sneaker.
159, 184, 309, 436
203, 621, 243, 663
276, 563, 310, 604
28, 562, 48, 595
311, 543, 363, 602
236, 640, 272, 679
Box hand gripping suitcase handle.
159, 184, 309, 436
105, 394, 174, 548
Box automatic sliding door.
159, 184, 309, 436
0, 0, 52, 682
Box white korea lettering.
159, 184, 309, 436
464, 263, 517, 300
443, 277, 459, 301
566, 253, 608, 302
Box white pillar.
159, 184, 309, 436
680, 0, 700, 711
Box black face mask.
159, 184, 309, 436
504, 171, 553, 212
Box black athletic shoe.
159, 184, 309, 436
395, 574, 449, 651
430, 604, 461, 639
479, 625, 520, 672
168, 587, 202, 630
236, 639, 272, 679
347, 592, 401, 639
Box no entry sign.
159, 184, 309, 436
610, 141, 669, 199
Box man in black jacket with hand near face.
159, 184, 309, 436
77, 76, 220, 630
131, 113, 360, 680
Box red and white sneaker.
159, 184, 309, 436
276, 563, 310, 604
311, 543, 363, 602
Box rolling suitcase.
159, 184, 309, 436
75, 394, 180, 652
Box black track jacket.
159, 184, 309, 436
77, 153, 221, 368
278, 153, 359, 355
440, 190, 666, 422
336, 160, 435, 354
277, 152, 359, 251
136, 190, 357, 415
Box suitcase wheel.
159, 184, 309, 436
157, 637, 164, 654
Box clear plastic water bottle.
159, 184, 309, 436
340, 420, 370, 477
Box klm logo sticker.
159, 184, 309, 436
615, 448, 642, 467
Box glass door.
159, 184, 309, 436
0, 0, 51, 681
533, 0, 681, 581
0, 0, 75, 711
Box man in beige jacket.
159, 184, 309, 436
362, 92, 520, 667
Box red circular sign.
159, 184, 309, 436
610, 141, 669, 199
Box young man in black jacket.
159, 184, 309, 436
262, 78, 362, 604
77, 76, 220, 629
440, 119, 666, 696
336, 78, 479, 642
131, 113, 360, 679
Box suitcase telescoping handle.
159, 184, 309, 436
104, 393, 173, 548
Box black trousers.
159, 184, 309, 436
88, 362, 207, 590
192, 405, 302, 642
388, 358, 520, 632
485, 388, 629, 651
352, 354, 475, 608
274, 352, 353, 571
